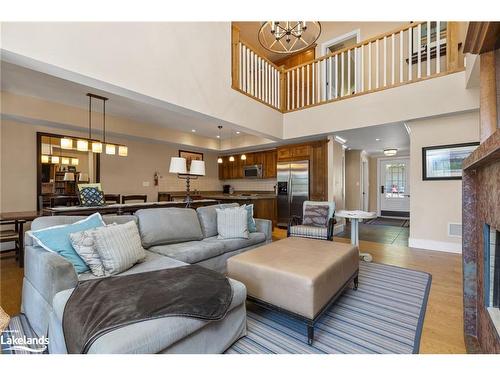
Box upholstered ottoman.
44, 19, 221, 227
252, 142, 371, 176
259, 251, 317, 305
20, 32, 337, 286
227, 237, 359, 344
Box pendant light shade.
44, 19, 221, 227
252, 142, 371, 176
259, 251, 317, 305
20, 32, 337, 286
41, 155, 50, 163
51, 156, 60, 164
217, 157, 223, 164
118, 145, 128, 157
77, 139, 88, 152
92, 141, 103, 153
61, 138, 73, 149
241, 154, 247, 160
229, 156, 235, 162
61, 157, 70, 165
105, 144, 116, 155
71, 158, 79, 166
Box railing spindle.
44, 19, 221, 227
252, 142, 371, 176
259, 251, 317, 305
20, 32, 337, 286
301, 66, 305, 107
436, 21, 441, 74
383, 36, 387, 87
408, 27, 412, 81
361, 44, 364, 92
368, 42, 372, 90
427, 21, 431, 76
391, 33, 395, 85
376, 39, 380, 89
317, 61, 321, 103
400, 30, 404, 83
347, 49, 351, 96
417, 23, 422, 79
292, 69, 295, 109
307, 64, 310, 105
341, 51, 345, 97
327, 57, 332, 100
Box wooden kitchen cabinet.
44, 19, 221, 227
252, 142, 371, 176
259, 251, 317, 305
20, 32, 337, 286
263, 150, 277, 178
277, 147, 292, 160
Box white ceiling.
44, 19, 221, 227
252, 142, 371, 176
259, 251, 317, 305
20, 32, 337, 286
0, 61, 251, 140
333, 122, 410, 156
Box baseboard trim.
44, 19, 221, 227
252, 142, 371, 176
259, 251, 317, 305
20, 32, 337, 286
333, 224, 345, 235
408, 238, 462, 254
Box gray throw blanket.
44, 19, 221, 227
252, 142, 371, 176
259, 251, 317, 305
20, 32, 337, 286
62, 265, 233, 353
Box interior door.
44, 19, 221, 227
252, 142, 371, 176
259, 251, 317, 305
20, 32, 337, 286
379, 158, 410, 218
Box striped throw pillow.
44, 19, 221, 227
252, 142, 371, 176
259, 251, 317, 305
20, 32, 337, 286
93, 221, 146, 275
302, 204, 329, 227
216, 207, 249, 240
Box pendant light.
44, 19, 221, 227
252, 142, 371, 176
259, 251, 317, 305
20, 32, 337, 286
217, 125, 223, 164
229, 129, 235, 162
61, 138, 73, 149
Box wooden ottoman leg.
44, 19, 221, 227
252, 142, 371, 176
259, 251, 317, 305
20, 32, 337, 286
307, 324, 315, 345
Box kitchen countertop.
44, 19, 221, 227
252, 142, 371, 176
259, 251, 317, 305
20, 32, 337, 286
202, 193, 276, 200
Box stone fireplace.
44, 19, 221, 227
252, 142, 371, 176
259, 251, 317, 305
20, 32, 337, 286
462, 129, 500, 353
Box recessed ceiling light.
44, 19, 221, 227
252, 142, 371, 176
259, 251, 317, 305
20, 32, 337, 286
191, 129, 196, 133
216, 135, 220, 139
342, 145, 348, 150
375, 138, 380, 141
236, 131, 240, 134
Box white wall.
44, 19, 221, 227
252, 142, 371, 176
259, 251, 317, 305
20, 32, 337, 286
283, 72, 479, 139
407, 110, 480, 253
1, 22, 283, 139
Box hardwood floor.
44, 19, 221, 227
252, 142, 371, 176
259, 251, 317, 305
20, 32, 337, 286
0, 229, 466, 354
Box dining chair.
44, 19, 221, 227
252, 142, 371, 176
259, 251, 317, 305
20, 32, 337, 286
104, 194, 121, 204
0, 219, 26, 267
121, 194, 148, 204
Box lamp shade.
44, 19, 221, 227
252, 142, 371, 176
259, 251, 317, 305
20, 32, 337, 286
189, 160, 206, 176
61, 138, 73, 149
118, 145, 128, 157
63, 172, 75, 181
41, 155, 50, 163
51, 156, 60, 164
105, 144, 116, 155
77, 139, 88, 152
92, 142, 103, 153
79, 172, 89, 182
169, 157, 187, 174
71, 158, 79, 166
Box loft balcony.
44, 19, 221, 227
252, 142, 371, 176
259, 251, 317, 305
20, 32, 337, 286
231, 22, 465, 113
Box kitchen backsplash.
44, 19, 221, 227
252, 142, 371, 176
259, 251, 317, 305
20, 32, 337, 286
222, 179, 277, 192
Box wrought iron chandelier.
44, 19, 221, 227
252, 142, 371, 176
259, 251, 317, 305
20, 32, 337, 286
258, 21, 321, 54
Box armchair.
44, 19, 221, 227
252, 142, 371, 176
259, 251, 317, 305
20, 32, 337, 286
287, 201, 336, 241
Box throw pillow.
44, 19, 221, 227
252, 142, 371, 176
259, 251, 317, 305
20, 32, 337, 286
242, 204, 257, 233
216, 207, 249, 240
29, 213, 105, 273
93, 221, 146, 275
302, 204, 329, 227
78, 187, 105, 207
69, 225, 117, 277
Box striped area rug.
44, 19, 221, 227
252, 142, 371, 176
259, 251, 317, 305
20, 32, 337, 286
226, 262, 431, 354
1, 314, 48, 354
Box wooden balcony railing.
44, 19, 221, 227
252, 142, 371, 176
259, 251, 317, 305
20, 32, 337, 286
231, 22, 463, 113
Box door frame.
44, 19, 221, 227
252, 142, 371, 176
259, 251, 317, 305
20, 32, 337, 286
321, 29, 361, 99
361, 159, 369, 211
376, 156, 410, 218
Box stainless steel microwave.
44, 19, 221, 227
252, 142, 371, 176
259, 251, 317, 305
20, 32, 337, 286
243, 164, 263, 179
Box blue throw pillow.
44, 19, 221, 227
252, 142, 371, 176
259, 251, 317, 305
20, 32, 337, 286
29, 213, 105, 273
243, 204, 257, 233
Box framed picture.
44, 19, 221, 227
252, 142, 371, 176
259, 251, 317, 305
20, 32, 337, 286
422, 142, 479, 180
179, 150, 204, 172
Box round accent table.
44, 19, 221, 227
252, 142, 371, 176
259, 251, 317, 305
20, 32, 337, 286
335, 210, 377, 262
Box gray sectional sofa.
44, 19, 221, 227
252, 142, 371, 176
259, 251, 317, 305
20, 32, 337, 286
22, 204, 272, 354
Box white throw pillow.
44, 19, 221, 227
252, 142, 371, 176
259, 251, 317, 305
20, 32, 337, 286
93, 221, 146, 275
69, 228, 106, 277
216, 207, 249, 240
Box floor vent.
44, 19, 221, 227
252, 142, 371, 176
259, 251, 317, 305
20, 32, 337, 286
448, 223, 462, 238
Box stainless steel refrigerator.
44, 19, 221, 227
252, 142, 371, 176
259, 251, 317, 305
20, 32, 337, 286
276, 160, 310, 228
